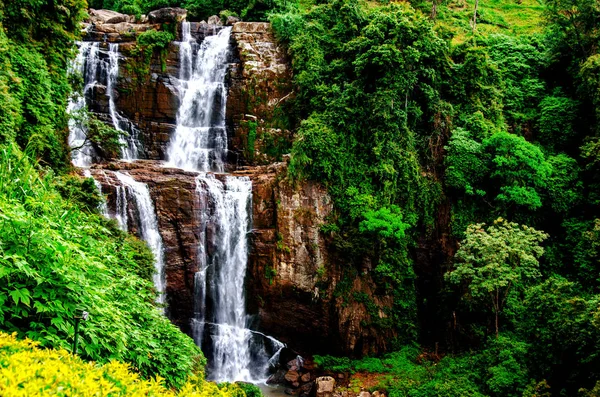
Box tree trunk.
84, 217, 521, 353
472, 0, 479, 31
431, 0, 438, 20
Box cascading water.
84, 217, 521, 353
107, 44, 142, 161
68, 42, 97, 167
192, 174, 284, 382
166, 24, 230, 172
114, 172, 166, 306
172, 25, 284, 382
68, 22, 285, 381
68, 42, 142, 163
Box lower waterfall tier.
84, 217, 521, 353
85, 160, 397, 358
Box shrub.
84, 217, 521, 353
0, 144, 201, 388
0, 332, 246, 396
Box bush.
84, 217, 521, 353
0, 145, 201, 388
0, 332, 246, 396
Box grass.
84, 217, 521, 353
416, 0, 545, 44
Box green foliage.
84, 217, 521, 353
446, 218, 548, 336
235, 382, 263, 397
314, 355, 353, 372
0, 0, 88, 169
479, 335, 531, 396
137, 29, 175, 49
0, 145, 202, 388
445, 127, 488, 196
54, 174, 105, 213
360, 206, 411, 244
69, 109, 124, 160
537, 92, 579, 150
483, 132, 551, 210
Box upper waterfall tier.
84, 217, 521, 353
166, 24, 232, 172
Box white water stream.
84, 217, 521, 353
166, 24, 230, 172
114, 172, 166, 306
107, 44, 142, 161
67, 42, 97, 167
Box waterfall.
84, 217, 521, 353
170, 24, 283, 382
107, 44, 142, 161
114, 172, 167, 306
192, 174, 283, 382
68, 22, 285, 381
166, 26, 231, 172
68, 42, 142, 163
67, 42, 97, 167
115, 183, 129, 232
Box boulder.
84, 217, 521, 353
359, 392, 371, 397
94, 22, 151, 34
148, 7, 187, 24
287, 357, 303, 371
299, 382, 313, 397
285, 370, 300, 383
207, 15, 223, 25
301, 373, 311, 383
315, 377, 335, 397
226, 15, 241, 25
267, 369, 287, 385
89, 9, 127, 25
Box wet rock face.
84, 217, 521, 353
81, 18, 285, 162
87, 161, 201, 333
84, 9, 158, 42
243, 163, 396, 357
227, 22, 295, 166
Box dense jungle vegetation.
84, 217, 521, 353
3, 0, 600, 395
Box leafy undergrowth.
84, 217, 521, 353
315, 340, 554, 397
0, 332, 245, 397
0, 145, 201, 388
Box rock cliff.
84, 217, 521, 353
80, 12, 394, 357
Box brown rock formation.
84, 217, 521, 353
241, 162, 396, 356
87, 161, 201, 333
227, 22, 294, 166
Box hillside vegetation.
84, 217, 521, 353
0, 0, 204, 390
3, 0, 600, 395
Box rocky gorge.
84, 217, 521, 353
73, 7, 398, 386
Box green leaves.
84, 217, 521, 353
0, 146, 202, 387
359, 205, 411, 244
446, 218, 548, 335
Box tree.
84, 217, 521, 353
445, 218, 548, 337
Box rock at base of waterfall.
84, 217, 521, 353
148, 7, 187, 23
301, 373, 311, 383
315, 377, 335, 397
287, 358, 302, 371
299, 382, 313, 397
207, 15, 224, 25
285, 370, 300, 383
267, 369, 287, 384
